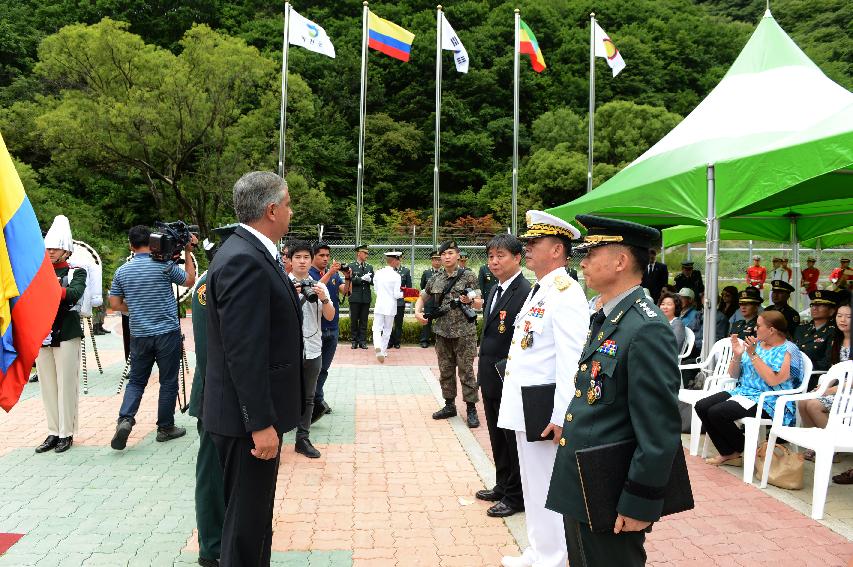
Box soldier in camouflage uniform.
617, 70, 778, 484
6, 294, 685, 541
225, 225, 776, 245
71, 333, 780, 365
415, 240, 480, 428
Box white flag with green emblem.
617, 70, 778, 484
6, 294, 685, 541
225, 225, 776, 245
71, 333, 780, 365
289, 9, 335, 58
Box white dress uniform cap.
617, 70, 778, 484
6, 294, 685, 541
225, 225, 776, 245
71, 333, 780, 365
44, 215, 74, 251
520, 210, 581, 240
384, 250, 403, 258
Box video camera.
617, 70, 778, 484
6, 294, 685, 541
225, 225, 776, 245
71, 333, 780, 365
450, 288, 480, 323
294, 278, 320, 303
149, 221, 199, 262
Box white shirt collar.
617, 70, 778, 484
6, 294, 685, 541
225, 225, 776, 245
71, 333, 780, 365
239, 223, 278, 260
497, 269, 522, 291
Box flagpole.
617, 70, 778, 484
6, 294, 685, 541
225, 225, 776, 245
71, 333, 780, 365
355, 1, 369, 245
587, 12, 595, 193
511, 8, 520, 235
433, 5, 443, 249
278, 2, 292, 178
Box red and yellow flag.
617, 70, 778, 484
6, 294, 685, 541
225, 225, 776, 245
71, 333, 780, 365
519, 20, 545, 73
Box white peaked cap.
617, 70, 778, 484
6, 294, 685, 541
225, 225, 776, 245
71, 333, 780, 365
521, 210, 581, 240
44, 215, 74, 251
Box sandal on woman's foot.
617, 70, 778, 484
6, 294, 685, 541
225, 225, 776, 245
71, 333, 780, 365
705, 455, 743, 467
833, 469, 853, 485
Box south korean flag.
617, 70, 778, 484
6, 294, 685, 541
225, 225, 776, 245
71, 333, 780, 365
441, 16, 469, 73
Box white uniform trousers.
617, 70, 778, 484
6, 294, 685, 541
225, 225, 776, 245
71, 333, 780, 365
36, 337, 81, 438
515, 430, 568, 567
372, 314, 395, 356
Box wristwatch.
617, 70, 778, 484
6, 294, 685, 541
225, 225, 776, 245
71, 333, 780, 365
321, 298, 330, 305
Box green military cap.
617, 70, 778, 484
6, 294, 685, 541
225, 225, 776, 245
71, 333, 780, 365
574, 214, 659, 251
738, 287, 762, 304
430, 250, 441, 259
771, 280, 795, 293
681, 261, 694, 268
204, 223, 239, 260
459, 251, 469, 259
438, 240, 459, 254
810, 289, 839, 305
354, 244, 369, 253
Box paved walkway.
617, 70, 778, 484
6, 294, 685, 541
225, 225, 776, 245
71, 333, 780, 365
0, 315, 851, 566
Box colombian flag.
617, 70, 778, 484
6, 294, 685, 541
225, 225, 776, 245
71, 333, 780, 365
519, 20, 546, 73
0, 132, 61, 411
368, 12, 415, 62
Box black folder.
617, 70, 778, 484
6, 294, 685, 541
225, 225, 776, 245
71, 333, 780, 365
575, 440, 694, 532
521, 383, 556, 442
494, 358, 507, 381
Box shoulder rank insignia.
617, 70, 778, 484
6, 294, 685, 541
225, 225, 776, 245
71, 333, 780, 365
555, 275, 571, 291
611, 310, 624, 324
637, 300, 657, 318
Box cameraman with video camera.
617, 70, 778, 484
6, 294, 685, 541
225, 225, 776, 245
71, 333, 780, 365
415, 240, 481, 428
109, 224, 197, 451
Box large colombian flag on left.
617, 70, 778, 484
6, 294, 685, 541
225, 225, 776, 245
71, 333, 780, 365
0, 131, 61, 411
368, 11, 415, 62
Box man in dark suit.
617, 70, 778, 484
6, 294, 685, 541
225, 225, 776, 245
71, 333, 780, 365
641, 248, 668, 302
474, 234, 531, 518
203, 171, 304, 567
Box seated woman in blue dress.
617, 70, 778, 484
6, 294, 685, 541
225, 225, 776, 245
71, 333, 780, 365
695, 310, 803, 466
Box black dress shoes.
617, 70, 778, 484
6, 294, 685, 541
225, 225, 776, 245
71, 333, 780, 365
351, 342, 358, 349
475, 489, 502, 502
198, 558, 219, 567
359, 343, 368, 349
35, 435, 59, 453
487, 501, 522, 518
54, 437, 73, 453
295, 438, 321, 458
311, 401, 330, 424
420, 342, 429, 348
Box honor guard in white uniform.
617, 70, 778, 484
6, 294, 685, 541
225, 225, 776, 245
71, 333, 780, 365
497, 211, 588, 567
372, 250, 403, 362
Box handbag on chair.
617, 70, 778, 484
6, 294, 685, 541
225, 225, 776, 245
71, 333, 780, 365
755, 442, 805, 489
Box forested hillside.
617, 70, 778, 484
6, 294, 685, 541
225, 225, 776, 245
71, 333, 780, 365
0, 0, 849, 263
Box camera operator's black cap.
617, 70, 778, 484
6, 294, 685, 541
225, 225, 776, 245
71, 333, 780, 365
354, 244, 369, 253
738, 287, 762, 304
573, 214, 660, 252
439, 240, 459, 254
771, 279, 795, 293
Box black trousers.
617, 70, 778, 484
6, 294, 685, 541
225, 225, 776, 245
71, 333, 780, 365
694, 391, 770, 456
350, 301, 370, 344
390, 304, 405, 346
564, 516, 646, 567
482, 395, 523, 509
210, 433, 282, 567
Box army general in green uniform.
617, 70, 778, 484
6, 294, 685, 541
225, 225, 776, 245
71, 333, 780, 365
729, 287, 761, 340
795, 289, 839, 386
764, 279, 800, 336
189, 224, 237, 567
546, 215, 681, 567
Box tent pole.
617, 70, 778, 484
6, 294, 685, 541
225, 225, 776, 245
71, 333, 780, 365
790, 216, 801, 312
702, 164, 719, 360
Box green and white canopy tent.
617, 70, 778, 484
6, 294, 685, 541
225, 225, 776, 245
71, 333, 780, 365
548, 10, 853, 356
661, 225, 853, 249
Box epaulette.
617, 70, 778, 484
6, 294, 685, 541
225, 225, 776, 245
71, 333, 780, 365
554, 275, 572, 291
633, 297, 659, 320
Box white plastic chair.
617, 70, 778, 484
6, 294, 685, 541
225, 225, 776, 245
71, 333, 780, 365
736, 352, 813, 483
677, 338, 736, 456
679, 327, 695, 362
759, 361, 853, 519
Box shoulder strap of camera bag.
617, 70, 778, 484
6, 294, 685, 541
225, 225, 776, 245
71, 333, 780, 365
434, 269, 463, 307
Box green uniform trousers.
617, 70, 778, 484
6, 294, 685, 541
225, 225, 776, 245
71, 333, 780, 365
564, 516, 646, 567
196, 420, 225, 561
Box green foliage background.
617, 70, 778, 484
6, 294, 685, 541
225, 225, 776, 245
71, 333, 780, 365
0, 0, 849, 277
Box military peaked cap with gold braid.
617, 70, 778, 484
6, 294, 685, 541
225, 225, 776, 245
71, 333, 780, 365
809, 289, 840, 305
574, 214, 660, 251
520, 210, 581, 240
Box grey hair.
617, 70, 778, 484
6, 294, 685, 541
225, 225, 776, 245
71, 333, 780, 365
233, 171, 287, 224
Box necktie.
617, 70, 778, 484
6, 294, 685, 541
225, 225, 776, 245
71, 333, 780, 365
490, 286, 504, 315
648, 263, 653, 274
589, 309, 606, 341
531, 283, 541, 298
